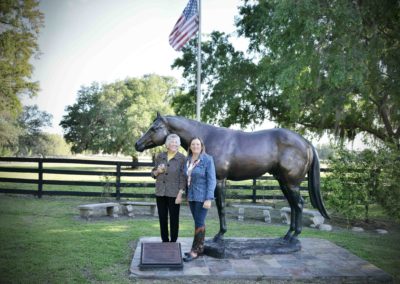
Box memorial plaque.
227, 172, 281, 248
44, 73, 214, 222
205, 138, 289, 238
139, 242, 183, 270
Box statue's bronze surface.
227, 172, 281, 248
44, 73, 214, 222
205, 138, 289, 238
135, 113, 329, 242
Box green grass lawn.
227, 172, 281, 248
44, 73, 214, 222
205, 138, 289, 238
0, 194, 399, 283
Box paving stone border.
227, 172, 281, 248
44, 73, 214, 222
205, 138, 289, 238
130, 237, 393, 283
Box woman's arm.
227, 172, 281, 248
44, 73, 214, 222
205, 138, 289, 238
175, 156, 187, 204
205, 155, 217, 200
178, 155, 187, 192
151, 155, 161, 179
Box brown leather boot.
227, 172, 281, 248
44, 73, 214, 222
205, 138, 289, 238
183, 226, 205, 262
192, 226, 205, 255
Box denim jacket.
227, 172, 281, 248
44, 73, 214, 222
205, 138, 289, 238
184, 153, 217, 202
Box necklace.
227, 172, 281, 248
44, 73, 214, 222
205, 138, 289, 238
187, 157, 200, 186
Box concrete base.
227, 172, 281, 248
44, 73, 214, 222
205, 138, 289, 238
129, 237, 393, 283
204, 237, 301, 259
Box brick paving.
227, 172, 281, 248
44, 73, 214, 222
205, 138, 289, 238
129, 237, 393, 283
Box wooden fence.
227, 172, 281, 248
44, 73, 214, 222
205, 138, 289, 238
0, 157, 320, 202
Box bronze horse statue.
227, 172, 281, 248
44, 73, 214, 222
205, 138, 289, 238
135, 113, 329, 242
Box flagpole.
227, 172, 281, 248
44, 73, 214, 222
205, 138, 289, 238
196, 0, 201, 121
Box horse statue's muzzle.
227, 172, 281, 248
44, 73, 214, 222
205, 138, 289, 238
134, 142, 145, 152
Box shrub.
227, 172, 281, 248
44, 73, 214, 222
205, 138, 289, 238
324, 145, 400, 223
324, 148, 378, 224
373, 144, 400, 221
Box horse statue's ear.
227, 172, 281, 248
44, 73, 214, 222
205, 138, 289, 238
160, 115, 167, 123
156, 112, 168, 123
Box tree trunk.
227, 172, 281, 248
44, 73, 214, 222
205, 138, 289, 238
131, 155, 138, 169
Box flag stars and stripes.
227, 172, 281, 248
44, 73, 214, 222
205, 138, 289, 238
169, 0, 199, 51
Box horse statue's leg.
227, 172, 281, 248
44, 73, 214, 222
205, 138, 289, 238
278, 180, 296, 241
290, 186, 304, 240
284, 202, 295, 241
285, 184, 304, 242
213, 179, 227, 242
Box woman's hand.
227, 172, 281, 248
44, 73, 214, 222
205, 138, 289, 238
157, 164, 166, 174
175, 190, 184, 204
203, 200, 211, 209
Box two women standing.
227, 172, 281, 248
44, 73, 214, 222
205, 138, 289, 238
151, 135, 216, 262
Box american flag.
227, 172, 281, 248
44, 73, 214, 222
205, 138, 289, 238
169, 0, 199, 51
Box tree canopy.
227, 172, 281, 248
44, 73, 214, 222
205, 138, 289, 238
172, 0, 400, 147
15, 105, 52, 156
60, 74, 178, 156
0, 0, 44, 114
0, 0, 44, 152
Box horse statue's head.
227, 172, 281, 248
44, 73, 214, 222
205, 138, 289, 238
135, 112, 170, 152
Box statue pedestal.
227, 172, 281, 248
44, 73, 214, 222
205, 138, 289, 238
130, 237, 393, 283
204, 238, 301, 259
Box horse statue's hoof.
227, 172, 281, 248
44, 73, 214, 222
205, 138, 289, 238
213, 233, 224, 243
278, 236, 290, 245
283, 233, 292, 242
289, 236, 300, 244
280, 234, 300, 244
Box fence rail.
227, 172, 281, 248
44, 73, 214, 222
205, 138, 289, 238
0, 157, 325, 202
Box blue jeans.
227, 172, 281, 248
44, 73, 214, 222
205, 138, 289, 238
189, 201, 208, 228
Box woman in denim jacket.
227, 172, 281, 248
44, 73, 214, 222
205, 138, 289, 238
183, 137, 217, 262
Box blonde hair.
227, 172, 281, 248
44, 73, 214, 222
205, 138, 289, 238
165, 133, 181, 147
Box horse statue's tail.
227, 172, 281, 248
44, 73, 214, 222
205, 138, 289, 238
308, 145, 330, 219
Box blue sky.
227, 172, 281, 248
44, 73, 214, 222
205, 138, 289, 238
28, 0, 242, 134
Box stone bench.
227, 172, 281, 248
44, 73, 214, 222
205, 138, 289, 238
78, 202, 120, 220
231, 204, 273, 223
280, 207, 325, 229
120, 201, 158, 217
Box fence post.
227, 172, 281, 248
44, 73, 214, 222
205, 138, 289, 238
38, 160, 43, 198
116, 163, 121, 200
252, 178, 256, 203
